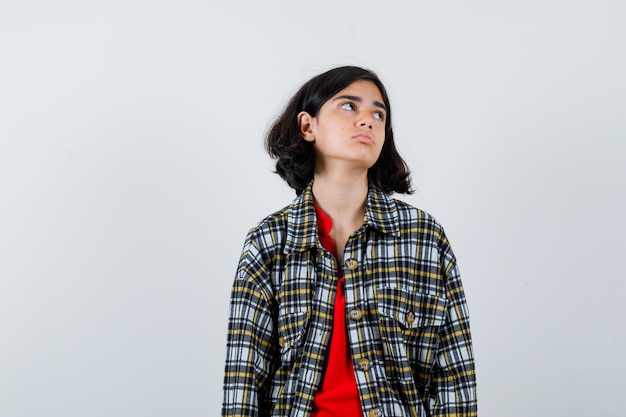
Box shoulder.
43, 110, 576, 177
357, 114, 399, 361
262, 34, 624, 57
393, 197, 459, 268
391, 197, 444, 234
243, 203, 291, 255
233, 203, 291, 299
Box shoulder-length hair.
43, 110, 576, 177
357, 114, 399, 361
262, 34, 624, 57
265, 66, 413, 195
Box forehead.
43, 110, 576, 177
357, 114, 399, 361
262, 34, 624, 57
331, 79, 384, 102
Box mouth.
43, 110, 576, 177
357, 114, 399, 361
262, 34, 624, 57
353, 134, 373, 144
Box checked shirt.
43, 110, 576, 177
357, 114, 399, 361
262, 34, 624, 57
222, 182, 477, 417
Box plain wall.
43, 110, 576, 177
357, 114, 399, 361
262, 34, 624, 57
1, 1, 624, 416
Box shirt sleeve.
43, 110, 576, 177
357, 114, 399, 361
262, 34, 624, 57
222, 233, 277, 417
424, 235, 477, 416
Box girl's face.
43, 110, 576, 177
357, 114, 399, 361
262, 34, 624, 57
298, 80, 387, 173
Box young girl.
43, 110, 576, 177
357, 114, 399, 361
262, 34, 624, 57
222, 66, 477, 417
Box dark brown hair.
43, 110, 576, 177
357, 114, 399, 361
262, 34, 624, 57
265, 66, 413, 195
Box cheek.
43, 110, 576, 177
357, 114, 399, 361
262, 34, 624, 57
377, 136, 386, 154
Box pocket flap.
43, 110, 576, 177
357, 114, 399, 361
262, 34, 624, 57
377, 287, 448, 329
277, 311, 308, 351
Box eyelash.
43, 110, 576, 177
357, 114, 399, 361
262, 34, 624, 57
340, 102, 385, 122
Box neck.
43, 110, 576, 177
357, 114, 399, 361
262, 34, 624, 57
311, 170, 369, 224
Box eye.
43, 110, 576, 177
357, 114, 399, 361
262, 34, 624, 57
340, 102, 356, 111
373, 111, 385, 121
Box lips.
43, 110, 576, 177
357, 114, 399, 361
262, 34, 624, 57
353, 134, 373, 144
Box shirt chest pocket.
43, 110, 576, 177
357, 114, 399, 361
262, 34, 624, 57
377, 287, 448, 329
377, 286, 448, 383
276, 310, 309, 364
275, 255, 315, 362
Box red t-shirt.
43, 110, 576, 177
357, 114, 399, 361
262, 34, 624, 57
311, 203, 362, 417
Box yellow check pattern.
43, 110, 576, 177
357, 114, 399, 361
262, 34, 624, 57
222, 182, 477, 416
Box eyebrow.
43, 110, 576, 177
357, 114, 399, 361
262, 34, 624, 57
333, 95, 387, 112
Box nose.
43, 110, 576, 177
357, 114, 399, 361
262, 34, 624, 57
358, 115, 373, 129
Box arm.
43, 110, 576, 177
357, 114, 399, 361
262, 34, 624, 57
222, 236, 277, 417
425, 239, 477, 416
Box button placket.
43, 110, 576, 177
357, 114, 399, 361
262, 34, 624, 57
345, 258, 358, 271
368, 408, 383, 417
349, 308, 364, 321
357, 358, 371, 372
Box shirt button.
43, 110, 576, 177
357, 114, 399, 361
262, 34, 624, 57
345, 258, 358, 270
368, 408, 383, 417
349, 309, 364, 321
357, 358, 370, 371
406, 311, 415, 326
278, 336, 285, 348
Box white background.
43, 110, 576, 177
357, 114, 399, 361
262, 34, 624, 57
1, 1, 624, 416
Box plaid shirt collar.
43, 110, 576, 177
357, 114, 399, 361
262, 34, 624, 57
284, 181, 400, 255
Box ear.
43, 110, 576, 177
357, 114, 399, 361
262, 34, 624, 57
297, 111, 315, 142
